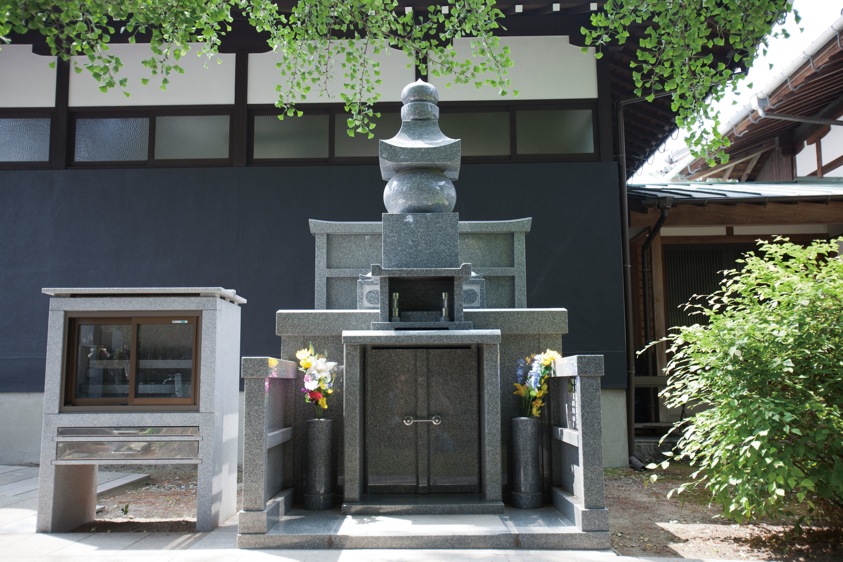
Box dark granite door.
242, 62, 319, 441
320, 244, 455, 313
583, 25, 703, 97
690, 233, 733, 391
365, 346, 479, 494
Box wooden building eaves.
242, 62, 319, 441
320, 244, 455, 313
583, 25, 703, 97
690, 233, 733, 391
684, 18, 843, 181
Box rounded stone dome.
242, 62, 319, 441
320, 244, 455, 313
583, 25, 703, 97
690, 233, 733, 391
401, 80, 439, 105
383, 169, 456, 213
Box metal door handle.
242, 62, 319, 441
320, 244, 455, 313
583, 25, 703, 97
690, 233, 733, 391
403, 415, 442, 426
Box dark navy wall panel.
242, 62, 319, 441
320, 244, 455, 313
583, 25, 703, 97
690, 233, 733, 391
0, 161, 625, 391
0, 171, 58, 393
457, 163, 626, 387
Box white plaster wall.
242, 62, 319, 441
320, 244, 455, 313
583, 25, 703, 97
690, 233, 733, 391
69, 44, 235, 106
600, 388, 629, 468
795, 127, 843, 178
429, 36, 597, 102
0, 393, 44, 465
250, 36, 598, 105
821, 125, 843, 177
794, 142, 816, 176
248, 45, 415, 105
7, 36, 596, 109
0, 46, 57, 107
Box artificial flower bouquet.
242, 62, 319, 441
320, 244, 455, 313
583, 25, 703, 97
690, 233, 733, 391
513, 349, 561, 417
296, 343, 338, 418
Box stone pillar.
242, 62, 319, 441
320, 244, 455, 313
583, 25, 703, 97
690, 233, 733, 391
551, 355, 609, 532
238, 356, 296, 534
342, 343, 364, 504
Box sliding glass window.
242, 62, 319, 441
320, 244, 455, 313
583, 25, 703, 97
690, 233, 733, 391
67, 316, 199, 408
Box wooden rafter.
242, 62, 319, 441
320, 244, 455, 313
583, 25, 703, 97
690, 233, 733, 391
688, 139, 778, 181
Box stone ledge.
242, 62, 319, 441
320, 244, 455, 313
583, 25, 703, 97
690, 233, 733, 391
42, 287, 246, 304
276, 309, 569, 336
308, 218, 532, 234
559, 355, 605, 378
342, 329, 501, 345
241, 356, 296, 380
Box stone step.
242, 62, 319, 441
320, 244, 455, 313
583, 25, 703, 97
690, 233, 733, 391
238, 507, 610, 550
342, 494, 504, 515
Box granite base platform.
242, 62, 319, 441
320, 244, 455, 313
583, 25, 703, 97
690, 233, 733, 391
342, 493, 504, 515
236, 506, 611, 550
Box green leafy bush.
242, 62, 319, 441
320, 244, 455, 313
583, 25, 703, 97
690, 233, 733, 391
649, 237, 843, 523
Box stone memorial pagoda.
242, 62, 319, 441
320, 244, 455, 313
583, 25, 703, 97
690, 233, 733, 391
238, 80, 609, 549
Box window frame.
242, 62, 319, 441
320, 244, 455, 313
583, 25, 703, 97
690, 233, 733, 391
1, 99, 600, 169
64, 313, 201, 410
0, 109, 54, 170
68, 106, 233, 168
248, 99, 600, 165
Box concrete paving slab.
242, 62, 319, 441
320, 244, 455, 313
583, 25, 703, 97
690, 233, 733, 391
0, 467, 39, 485
0, 465, 149, 537
0, 530, 34, 548
0, 494, 37, 509
0, 514, 36, 533
0, 466, 148, 500
0, 465, 684, 562
121, 531, 206, 551
0, 476, 38, 496
0, 531, 90, 558
0, 505, 38, 527
49, 531, 153, 555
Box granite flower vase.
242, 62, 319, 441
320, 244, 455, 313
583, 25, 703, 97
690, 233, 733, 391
511, 416, 542, 509
303, 418, 334, 510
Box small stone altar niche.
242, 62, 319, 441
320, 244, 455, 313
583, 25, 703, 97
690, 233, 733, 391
363, 80, 474, 330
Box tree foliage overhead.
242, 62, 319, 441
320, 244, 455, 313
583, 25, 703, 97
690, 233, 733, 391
0, 0, 513, 136
649, 237, 843, 524
583, 0, 797, 164
2, 1, 796, 151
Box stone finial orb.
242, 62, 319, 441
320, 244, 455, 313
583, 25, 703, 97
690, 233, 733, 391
384, 169, 456, 214
401, 80, 439, 104
380, 80, 461, 214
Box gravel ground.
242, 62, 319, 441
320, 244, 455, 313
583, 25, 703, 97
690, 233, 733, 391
605, 466, 842, 561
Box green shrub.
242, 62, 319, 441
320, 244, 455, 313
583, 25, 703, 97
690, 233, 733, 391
649, 237, 843, 523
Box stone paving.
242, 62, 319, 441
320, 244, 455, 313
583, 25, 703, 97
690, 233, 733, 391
0, 465, 738, 561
